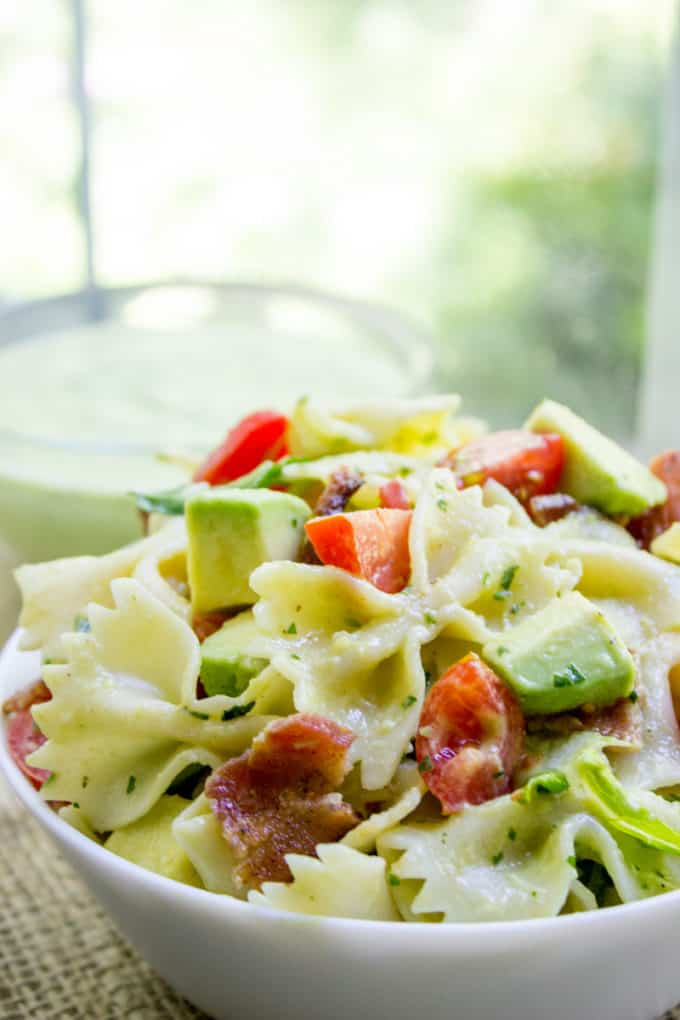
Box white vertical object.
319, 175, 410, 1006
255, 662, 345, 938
639, 17, 680, 455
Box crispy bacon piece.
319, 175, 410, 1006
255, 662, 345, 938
527, 697, 642, 747
628, 450, 680, 548
314, 468, 364, 517
528, 492, 579, 527
192, 609, 237, 644
2, 679, 51, 715
206, 714, 359, 890
3, 679, 52, 789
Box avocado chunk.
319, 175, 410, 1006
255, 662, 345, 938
105, 796, 201, 886
651, 522, 680, 565
483, 591, 635, 715
187, 487, 311, 612
200, 609, 267, 696
525, 399, 666, 516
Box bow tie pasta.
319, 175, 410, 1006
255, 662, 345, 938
8, 393, 680, 925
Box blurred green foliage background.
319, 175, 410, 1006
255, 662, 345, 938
0, 1, 675, 435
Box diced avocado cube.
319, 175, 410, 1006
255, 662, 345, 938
525, 399, 666, 516
483, 591, 635, 715
200, 609, 267, 697
651, 522, 680, 565
105, 796, 201, 886
187, 487, 311, 612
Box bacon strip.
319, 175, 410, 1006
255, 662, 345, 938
314, 468, 364, 517
206, 714, 359, 890
527, 697, 641, 747
2, 679, 51, 715
527, 493, 579, 527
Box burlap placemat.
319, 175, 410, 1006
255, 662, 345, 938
1, 773, 679, 1020
0, 776, 207, 1020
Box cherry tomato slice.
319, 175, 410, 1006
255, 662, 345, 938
443, 430, 564, 503
7, 710, 50, 789
415, 653, 525, 814
194, 410, 289, 485
379, 479, 411, 510
304, 508, 412, 594
628, 450, 680, 548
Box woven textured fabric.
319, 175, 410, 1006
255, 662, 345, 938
0, 776, 208, 1020
1, 775, 680, 1020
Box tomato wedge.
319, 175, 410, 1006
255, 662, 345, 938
628, 450, 680, 548
442, 430, 564, 503
304, 508, 412, 594
379, 479, 411, 510
3, 678, 52, 790
194, 410, 289, 485
415, 653, 525, 814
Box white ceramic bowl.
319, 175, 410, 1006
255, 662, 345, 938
1, 630, 680, 1020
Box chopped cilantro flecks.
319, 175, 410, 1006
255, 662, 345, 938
291, 653, 301, 661
496, 645, 509, 657
402, 695, 418, 710
388, 873, 402, 887
493, 565, 519, 600
418, 756, 433, 774
398, 466, 413, 478
629, 690, 639, 703
73, 614, 91, 633
424, 611, 437, 626
42, 772, 56, 787
73, 802, 80, 810
491, 852, 504, 866
222, 702, 255, 721
507, 827, 517, 841
436, 498, 448, 512
284, 622, 297, 635
509, 601, 526, 616
291, 518, 298, 528
81, 776, 89, 789
187, 708, 210, 721
345, 617, 362, 630
552, 663, 587, 689
567, 855, 577, 869
126, 775, 137, 795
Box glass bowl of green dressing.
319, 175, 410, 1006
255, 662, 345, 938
0, 281, 432, 637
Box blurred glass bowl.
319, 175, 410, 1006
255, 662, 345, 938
0, 280, 433, 638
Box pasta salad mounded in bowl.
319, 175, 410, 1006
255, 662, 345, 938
6, 394, 680, 924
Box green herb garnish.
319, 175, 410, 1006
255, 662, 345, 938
552, 663, 587, 689
402, 695, 418, 710
126, 775, 137, 795
388, 873, 402, 886
284, 622, 297, 635
418, 756, 433, 774
186, 708, 210, 721
491, 852, 504, 866
493, 564, 519, 600
222, 702, 255, 721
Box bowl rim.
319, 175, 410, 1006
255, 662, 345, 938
3, 629, 680, 939
0, 278, 434, 457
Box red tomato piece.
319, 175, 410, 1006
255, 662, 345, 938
415, 653, 525, 814
443, 430, 564, 503
7, 710, 50, 789
628, 450, 680, 548
194, 410, 289, 485
379, 479, 411, 510
304, 508, 412, 594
